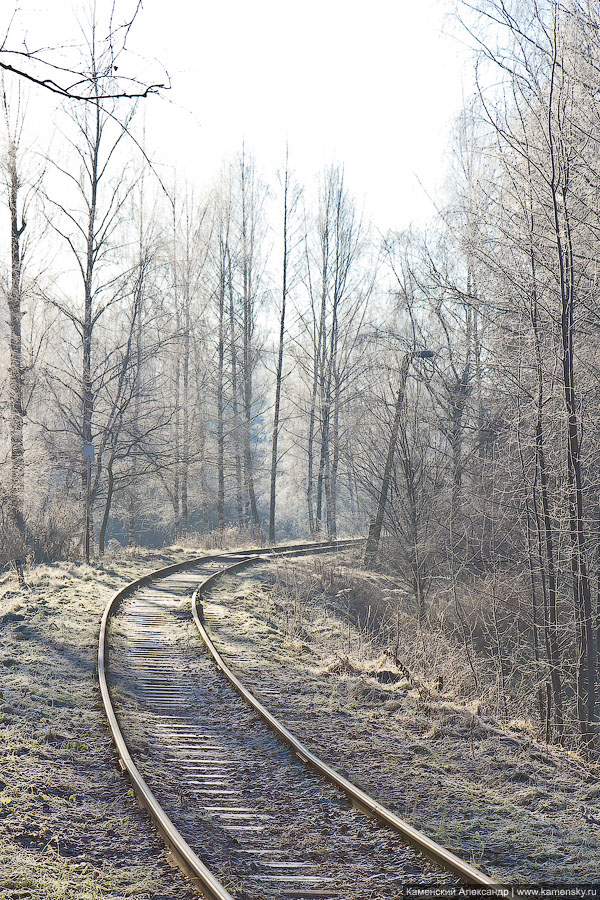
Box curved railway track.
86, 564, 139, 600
98, 540, 499, 899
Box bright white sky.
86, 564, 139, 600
4, 0, 473, 231
137, 0, 472, 230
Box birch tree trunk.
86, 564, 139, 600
4, 102, 26, 545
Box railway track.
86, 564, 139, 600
98, 540, 499, 899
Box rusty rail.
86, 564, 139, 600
98, 540, 360, 898
191, 554, 500, 889
99, 538, 501, 896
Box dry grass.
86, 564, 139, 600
0, 547, 201, 900
203, 553, 600, 883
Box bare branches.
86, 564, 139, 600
0, 2, 169, 103
0, 56, 168, 101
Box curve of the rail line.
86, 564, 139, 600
98, 540, 502, 900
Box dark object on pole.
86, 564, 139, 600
364, 350, 432, 568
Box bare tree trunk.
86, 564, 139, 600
314, 277, 328, 534
307, 165, 362, 540
306, 414, 317, 533
449, 362, 470, 509
173, 350, 181, 539
171, 200, 182, 540
227, 247, 244, 527
43, 19, 137, 562
364, 353, 412, 567
518, 403, 548, 727
181, 284, 190, 537
127, 490, 136, 547
217, 245, 226, 534
328, 380, 340, 539
5, 116, 26, 544
316, 331, 336, 537
239, 150, 260, 529
242, 381, 260, 526
400, 429, 425, 621
268, 158, 291, 544
525, 491, 548, 726
315, 404, 329, 533
127, 280, 143, 548
98, 458, 114, 554
545, 45, 595, 743
532, 298, 564, 739
347, 467, 357, 531
306, 342, 320, 535
81, 95, 101, 560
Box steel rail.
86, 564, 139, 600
99, 554, 239, 899
98, 540, 360, 899
191, 556, 500, 890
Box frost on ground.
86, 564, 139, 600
203, 553, 600, 884
0, 548, 198, 900
3, 543, 599, 895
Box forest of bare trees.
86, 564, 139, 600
3, 0, 600, 751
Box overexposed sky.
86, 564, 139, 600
138, 0, 472, 229
3, 0, 473, 230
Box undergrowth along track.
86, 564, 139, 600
98, 540, 499, 899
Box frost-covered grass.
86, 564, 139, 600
0, 547, 200, 900
203, 554, 600, 883
4, 544, 599, 891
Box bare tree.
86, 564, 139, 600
1, 81, 27, 545
301, 165, 370, 537
237, 149, 265, 530
268, 149, 301, 543
43, 14, 137, 556
455, 0, 599, 746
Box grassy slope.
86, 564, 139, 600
0, 548, 199, 900
203, 554, 600, 883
